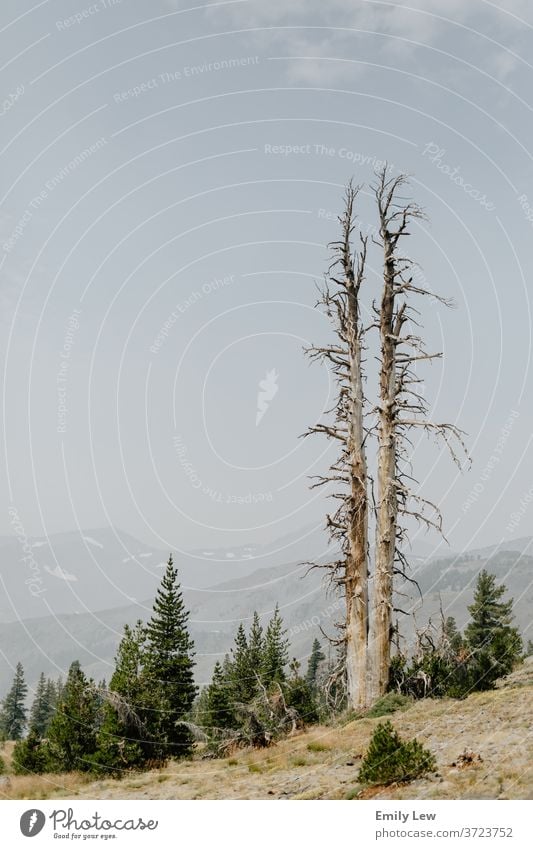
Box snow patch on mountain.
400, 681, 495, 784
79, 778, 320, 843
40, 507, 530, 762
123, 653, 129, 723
45, 565, 77, 582
83, 536, 104, 549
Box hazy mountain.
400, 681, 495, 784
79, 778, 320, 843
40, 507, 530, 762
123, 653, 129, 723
0, 527, 531, 697
0, 522, 331, 623
407, 546, 533, 634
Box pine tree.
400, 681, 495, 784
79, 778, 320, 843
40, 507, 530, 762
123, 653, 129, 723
92, 622, 147, 774
46, 661, 100, 772
12, 728, 48, 775
444, 617, 464, 655
29, 672, 56, 737
110, 621, 146, 696
226, 612, 266, 705
228, 622, 253, 702
305, 639, 326, 689
45, 679, 58, 728
204, 661, 235, 731
143, 555, 197, 761
55, 677, 65, 703
262, 605, 289, 687
248, 612, 265, 678
0, 662, 28, 740
358, 720, 436, 786
285, 658, 320, 725
465, 570, 522, 690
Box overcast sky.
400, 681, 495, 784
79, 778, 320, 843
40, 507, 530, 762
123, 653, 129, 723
1, 0, 533, 556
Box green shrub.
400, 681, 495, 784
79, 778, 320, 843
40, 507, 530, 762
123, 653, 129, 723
11, 730, 50, 775
45, 662, 100, 773
307, 740, 330, 752
366, 693, 412, 718
388, 579, 523, 700
358, 721, 436, 786
465, 570, 522, 691
284, 676, 320, 725
0, 754, 5, 774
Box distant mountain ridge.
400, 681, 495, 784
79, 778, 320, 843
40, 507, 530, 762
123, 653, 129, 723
0, 522, 331, 623
0, 526, 531, 697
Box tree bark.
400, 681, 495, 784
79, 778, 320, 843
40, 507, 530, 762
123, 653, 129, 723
368, 167, 468, 701
305, 183, 370, 711
370, 229, 398, 701
345, 253, 369, 711
307, 172, 467, 708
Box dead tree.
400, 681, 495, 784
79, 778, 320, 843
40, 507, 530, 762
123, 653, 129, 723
369, 167, 469, 701
304, 182, 371, 711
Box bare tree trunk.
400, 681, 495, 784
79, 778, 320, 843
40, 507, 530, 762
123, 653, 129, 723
369, 167, 469, 701
305, 183, 370, 711
345, 223, 369, 710
308, 172, 468, 709
371, 234, 398, 699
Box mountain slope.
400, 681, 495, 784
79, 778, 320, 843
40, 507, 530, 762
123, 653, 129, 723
1, 535, 531, 696
0, 523, 331, 622
3, 659, 532, 801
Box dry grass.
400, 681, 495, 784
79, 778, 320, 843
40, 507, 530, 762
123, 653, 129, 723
0, 770, 94, 800
2, 662, 533, 801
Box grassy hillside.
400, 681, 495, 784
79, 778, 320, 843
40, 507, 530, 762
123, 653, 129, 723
2, 659, 532, 801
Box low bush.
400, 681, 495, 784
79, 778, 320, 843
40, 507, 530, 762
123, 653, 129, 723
11, 730, 50, 775
358, 721, 436, 786
306, 740, 330, 752
366, 692, 412, 718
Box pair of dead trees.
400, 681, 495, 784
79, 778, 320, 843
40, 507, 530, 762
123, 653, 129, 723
306, 167, 467, 711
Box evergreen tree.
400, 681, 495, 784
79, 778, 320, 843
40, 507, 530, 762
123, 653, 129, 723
46, 661, 100, 772
229, 623, 253, 702
45, 679, 58, 715
110, 621, 146, 696
465, 570, 522, 690
443, 617, 464, 654
204, 661, 235, 730
285, 658, 320, 725
55, 677, 65, 703
305, 639, 326, 688
248, 612, 265, 678
29, 672, 55, 737
262, 605, 289, 687
0, 662, 28, 740
12, 728, 48, 775
358, 721, 436, 786
143, 555, 197, 761
92, 622, 147, 774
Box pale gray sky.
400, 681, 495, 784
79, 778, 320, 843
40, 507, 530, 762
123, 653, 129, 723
1, 0, 532, 555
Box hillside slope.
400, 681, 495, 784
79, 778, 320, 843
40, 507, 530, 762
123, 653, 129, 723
2, 660, 532, 801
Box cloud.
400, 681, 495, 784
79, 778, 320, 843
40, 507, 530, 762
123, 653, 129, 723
202, 0, 531, 83
204, 0, 533, 30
